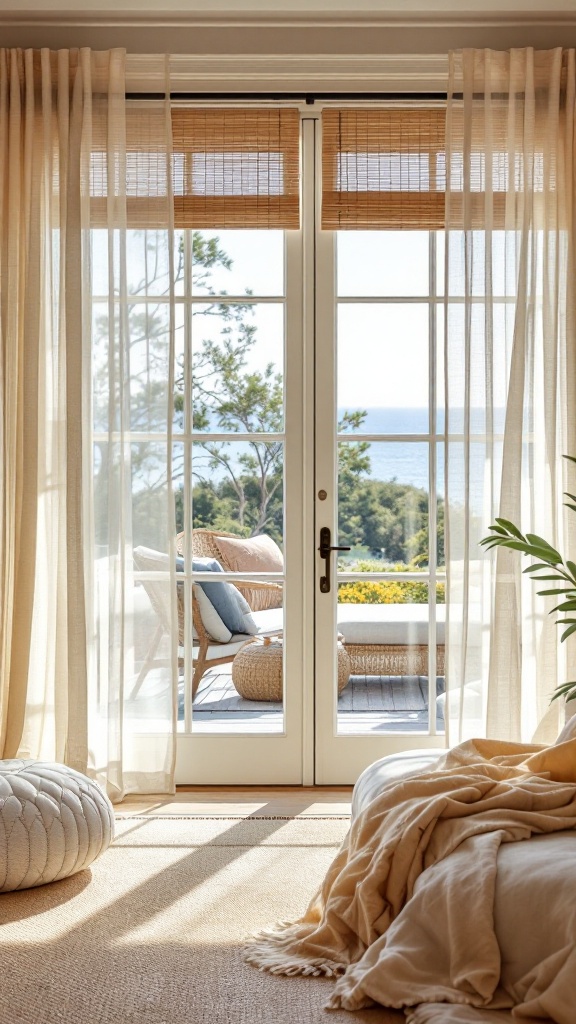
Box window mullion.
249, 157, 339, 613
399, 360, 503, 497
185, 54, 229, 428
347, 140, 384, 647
428, 230, 438, 736
182, 229, 194, 733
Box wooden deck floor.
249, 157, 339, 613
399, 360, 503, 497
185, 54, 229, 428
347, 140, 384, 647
192, 670, 439, 714
187, 670, 446, 737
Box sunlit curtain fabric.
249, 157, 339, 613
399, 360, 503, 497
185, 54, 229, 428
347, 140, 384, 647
444, 48, 576, 745
90, 57, 177, 799
0, 48, 101, 768
0, 48, 177, 799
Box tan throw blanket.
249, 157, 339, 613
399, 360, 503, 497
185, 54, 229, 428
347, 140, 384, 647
245, 738, 576, 1021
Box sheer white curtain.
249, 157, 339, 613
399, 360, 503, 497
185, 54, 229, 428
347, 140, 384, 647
89, 57, 177, 799
1, 48, 112, 768
444, 48, 576, 746
1, 49, 177, 799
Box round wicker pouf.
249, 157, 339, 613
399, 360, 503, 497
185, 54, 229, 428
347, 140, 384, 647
0, 760, 114, 892
233, 637, 351, 701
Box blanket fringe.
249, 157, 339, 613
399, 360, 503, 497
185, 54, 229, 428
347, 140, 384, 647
325, 991, 377, 1011
244, 924, 347, 978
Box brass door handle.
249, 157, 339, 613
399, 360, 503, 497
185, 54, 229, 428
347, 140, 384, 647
319, 527, 350, 594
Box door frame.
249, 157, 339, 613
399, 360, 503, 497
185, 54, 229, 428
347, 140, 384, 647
174, 98, 449, 786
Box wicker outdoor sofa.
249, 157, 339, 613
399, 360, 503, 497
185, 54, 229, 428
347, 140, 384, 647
132, 530, 445, 697
336, 603, 445, 677
132, 533, 283, 698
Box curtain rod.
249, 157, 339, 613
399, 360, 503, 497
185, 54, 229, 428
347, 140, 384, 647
125, 92, 448, 102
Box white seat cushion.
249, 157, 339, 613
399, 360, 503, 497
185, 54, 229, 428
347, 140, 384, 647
192, 606, 283, 662
248, 607, 284, 635
337, 604, 445, 646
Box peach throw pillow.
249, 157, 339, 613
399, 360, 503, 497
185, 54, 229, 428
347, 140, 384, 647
214, 534, 283, 612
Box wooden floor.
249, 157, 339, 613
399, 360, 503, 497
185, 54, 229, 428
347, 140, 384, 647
119, 786, 353, 817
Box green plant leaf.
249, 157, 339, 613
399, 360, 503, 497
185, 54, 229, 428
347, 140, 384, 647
536, 588, 576, 596
528, 574, 568, 582
495, 518, 524, 540
550, 680, 576, 702
517, 549, 560, 565
499, 540, 548, 557
561, 623, 576, 642
525, 535, 562, 561
563, 503, 576, 514
563, 455, 576, 466
523, 563, 559, 573
566, 561, 576, 581
564, 492, 576, 503
551, 600, 576, 613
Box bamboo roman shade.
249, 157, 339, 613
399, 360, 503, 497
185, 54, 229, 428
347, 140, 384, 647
171, 108, 300, 229
322, 107, 446, 230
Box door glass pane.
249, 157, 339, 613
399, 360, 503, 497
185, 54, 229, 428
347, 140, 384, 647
336, 439, 442, 735
338, 304, 429, 420
189, 302, 284, 433
172, 229, 286, 737
336, 583, 444, 735
190, 229, 284, 295
337, 231, 429, 296
177, 440, 284, 545
185, 581, 285, 736
338, 439, 430, 564
333, 228, 444, 743
91, 228, 178, 298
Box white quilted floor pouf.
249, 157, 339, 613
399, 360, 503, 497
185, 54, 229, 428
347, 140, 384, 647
0, 760, 114, 892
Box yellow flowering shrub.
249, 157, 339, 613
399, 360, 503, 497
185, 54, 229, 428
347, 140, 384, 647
337, 581, 445, 605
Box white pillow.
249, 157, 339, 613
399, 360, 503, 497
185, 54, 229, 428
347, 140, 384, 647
555, 712, 576, 745
193, 584, 232, 643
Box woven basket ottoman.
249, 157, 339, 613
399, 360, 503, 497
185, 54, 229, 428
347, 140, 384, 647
232, 636, 351, 701
0, 760, 114, 892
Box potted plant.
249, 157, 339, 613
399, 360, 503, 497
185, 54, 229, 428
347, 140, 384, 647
480, 456, 576, 704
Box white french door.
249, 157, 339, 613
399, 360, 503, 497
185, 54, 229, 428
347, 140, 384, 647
173, 108, 448, 785
311, 113, 447, 782
174, 223, 309, 784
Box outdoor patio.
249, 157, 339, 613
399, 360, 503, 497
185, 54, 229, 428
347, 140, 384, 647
185, 668, 446, 735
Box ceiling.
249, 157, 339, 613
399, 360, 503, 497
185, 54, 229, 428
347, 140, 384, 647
2, 0, 576, 54
1, 0, 575, 11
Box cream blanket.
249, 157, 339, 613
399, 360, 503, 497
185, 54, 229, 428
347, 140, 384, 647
245, 738, 576, 1022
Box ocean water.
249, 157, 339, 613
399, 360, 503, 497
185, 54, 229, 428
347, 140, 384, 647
193, 407, 497, 505
339, 407, 438, 494
193, 408, 437, 492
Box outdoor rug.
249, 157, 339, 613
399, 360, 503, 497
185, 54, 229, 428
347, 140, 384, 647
0, 813, 404, 1024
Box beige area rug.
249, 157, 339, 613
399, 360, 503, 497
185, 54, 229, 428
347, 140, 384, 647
0, 814, 404, 1024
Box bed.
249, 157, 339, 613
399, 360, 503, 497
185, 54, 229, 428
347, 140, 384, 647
246, 717, 576, 1024
351, 736, 576, 1024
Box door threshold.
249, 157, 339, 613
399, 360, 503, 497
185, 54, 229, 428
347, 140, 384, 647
118, 785, 353, 817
